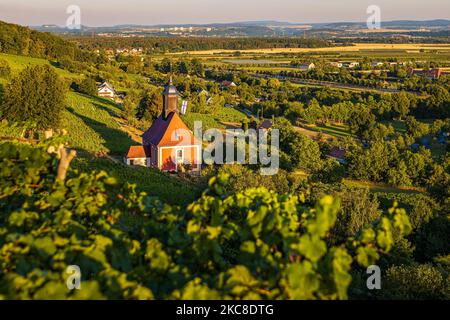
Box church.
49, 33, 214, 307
125, 80, 201, 172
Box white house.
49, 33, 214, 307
329, 62, 343, 68
125, 146, 151, 167
342, 61, 360, 68
298, 62, 315, 71
98, 82, 116, 99
371, 61, 384, 67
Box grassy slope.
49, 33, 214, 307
181, 107, 247, 131
0, 53, 80, 80
0, 53, 200, 205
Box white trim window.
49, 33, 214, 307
176, 148, 184, 164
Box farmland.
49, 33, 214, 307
173, 43, 450, 55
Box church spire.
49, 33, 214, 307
162, 78, 179, 120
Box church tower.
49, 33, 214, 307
162, 77, 179, 119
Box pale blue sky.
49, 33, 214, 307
0, 0, 449, 26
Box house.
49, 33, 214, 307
329, 62, 343, 68
328, 147, 347, 164
297, 62, 315, 71
341, 61, 359, 68
371, 61, 384, 67
98, 82, 116, 99
127, 79, 201, 172
125, 146, 151, 167
258, 119, 273, 132
197, 88, 209, 96
406, 67, 447, 80
221, 80, 237, 88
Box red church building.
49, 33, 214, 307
126, 80, 201, 172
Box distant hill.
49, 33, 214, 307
30, 19, 450, 37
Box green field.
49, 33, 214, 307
63, 92, 133, 154
182, 107, 247, 131
0, 53, 80, 80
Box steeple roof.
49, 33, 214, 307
163, 77, 178, 95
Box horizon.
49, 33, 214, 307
1, 0, 450, 27
26, 17, 450, 29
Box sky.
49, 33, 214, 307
0, 0, 449, 27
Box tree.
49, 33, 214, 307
136, 87, 163, 121
159, 58, 172, 73
381, 264, 448, 300
392, 92, 412, 120
0, 59, 11, 78
405, 116, 430, 138
177, 60, 189, 75
348, 108, 376, 139
77, 77, 98, 96
0, 65, 66, 130
191, 59, 204, 77
275, 118, 322, 172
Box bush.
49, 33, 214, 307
77, 77, 98, 96
381, 264, 448, 300
0, 65, 66, 130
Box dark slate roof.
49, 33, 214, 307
142, 113, 174, 146
258, 119, 273, 130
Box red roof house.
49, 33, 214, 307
407, 67, 444, 80
125, 145, 150, 167
126, 79, 201, 172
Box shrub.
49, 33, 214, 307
382, 264, 448, 300
0, 65, 66, 130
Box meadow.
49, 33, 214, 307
0, 53, 80, 80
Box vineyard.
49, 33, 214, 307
0, 140, 412, 299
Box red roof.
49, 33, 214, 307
142, 112, 200, 147
221, 80, 236, 87
329, 147, 346, 159
407, 67, 443, 80
126, 145, 149, 158
142, 114, 173, 146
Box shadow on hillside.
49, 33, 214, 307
94, 103, 121, 118
90, 94, 121, 109
67, 107, 134, 156
76, 92, 121, 109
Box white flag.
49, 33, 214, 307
181, 100, 188, 115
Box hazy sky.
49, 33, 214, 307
0, 0, 449, 26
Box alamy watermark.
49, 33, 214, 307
66, 5, 81, 30
366, 265, 381, 290
366, 5, 381, 30
66, 265, 81, 290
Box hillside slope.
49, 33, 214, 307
0, 53, 200, 205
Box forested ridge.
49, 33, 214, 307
70, 36, 336, 53
0, 21, 95, 63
